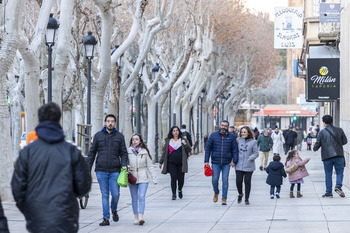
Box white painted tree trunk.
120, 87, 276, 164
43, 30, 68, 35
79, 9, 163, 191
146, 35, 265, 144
0, 0, 24, 200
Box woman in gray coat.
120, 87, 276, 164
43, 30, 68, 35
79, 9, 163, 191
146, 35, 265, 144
235, 126, 259, 205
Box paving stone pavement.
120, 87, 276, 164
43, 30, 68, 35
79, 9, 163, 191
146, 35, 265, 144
3, 144, 350, 233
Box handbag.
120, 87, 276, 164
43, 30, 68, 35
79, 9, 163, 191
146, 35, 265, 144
117, 167, 128, 187
204, 164, 213, 177
128, 172, 137, 185
285, 162, 298, 174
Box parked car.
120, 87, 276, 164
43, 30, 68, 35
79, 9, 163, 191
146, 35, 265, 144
20, 132, 27, 148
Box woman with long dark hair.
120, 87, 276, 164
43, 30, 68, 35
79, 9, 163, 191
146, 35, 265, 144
127, 134, 157, 225
159, 126, 192, 200
235, 126, 259, 205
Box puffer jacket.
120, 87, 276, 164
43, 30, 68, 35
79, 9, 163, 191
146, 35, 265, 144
235, 138, 259, 172
160, 138, 191, 174
313, 125, 347, 161
204, 131, 238, 165
87, 127, 128, 173
257, 134, 273, 152
266, 161, 287, 186
285, 156, 310, 182
127, 147, 157, 184
11, 121, 91, 233
0, 198, 9, 233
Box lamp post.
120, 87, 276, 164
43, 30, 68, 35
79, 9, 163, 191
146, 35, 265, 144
83, 31, 97, 155
196, 95, 200, 154
152, 63, 160, 162
131, 89, 135, 133
216, 97, 220, 127
45, 13, 59, 103
221, 94, 226, 122
166, 72, 171, 129
200, 89, 205, 143
137, 63, 144, 134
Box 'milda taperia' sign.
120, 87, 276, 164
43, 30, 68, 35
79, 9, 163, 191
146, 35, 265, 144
306, 58, 339, 101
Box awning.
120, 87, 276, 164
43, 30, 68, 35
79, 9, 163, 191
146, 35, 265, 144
309, 45, 340, 58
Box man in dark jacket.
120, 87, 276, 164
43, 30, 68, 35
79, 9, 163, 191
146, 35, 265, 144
87, 114, 128, 226
11, 102, 91, 233
0, 198, 9, 233
284, 127, 297, 153
313, 115, 348, 198
180, 124, 193, 147
257, 129, 273, 171
204, 120, 238, 205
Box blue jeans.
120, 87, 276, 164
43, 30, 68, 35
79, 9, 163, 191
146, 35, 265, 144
323, 157, 345, 194
129, 183, 148, 214
96, 171, 120, 220
211, 164, 230, 199
270, 185, 281, 195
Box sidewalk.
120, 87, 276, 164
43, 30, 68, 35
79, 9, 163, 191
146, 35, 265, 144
4, 146, 350, 233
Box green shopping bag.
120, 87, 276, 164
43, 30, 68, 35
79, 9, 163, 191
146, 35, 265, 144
117, 167, 128, 187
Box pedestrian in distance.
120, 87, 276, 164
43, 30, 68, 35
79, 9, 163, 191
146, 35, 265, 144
296, 126, 304, 151
11, 102, 91, 233
204, 120, 238, 205
235, 126, 259, 205
127, 134, 157, 225
0, 197, 9, 233
253, 127, 260, 140
271, 126, 285, 156
229, 126, 238, 138
313, 115, 348, 198
266, 154, 287, 199
87, 114, 128, 226
306, 133, 313, 151
285, 150, 310, 198
180, 124, 193, 147
257, 129, 273, 171
159, 126, 191, 200
284, 126, 297, 153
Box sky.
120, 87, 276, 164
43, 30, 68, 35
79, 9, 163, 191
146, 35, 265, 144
244, 0, 289, 21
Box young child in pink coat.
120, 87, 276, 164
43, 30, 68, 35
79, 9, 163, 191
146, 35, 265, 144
285, 150, 310, 198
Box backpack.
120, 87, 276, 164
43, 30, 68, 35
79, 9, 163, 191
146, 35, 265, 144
307, 138, 312, 145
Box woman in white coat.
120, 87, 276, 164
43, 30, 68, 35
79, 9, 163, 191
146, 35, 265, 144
127, 134, 157, 225
271, 126, 285, 155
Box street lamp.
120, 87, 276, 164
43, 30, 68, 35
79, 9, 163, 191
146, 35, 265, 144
216, 97, 220, 127
221, 94, 226, 122
45, 13, 59, 103
152, 63, 160, 162
180, 82, 186, 126
131, 89, 135, 133
166, 72, 171, 129
200, 89, 205, 143
196, 94, 200, 154
83, 31, 97, 155
136, 63, 144, 134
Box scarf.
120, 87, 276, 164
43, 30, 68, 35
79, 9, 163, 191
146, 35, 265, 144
131, 144, 142, 155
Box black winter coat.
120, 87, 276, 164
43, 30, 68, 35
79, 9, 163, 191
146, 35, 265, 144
87, 128, 128, 173
266, 161, 287, 186
313, 125, 347, 161
0, 198, 9, 233
11, 121, 91, 233
284, 130, 297, 145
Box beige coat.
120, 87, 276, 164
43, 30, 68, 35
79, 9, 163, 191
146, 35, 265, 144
127, 147, 157, 184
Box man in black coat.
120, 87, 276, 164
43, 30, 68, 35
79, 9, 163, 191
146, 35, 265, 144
87, 114, 128, 226
11, 102, 91, 233
0, 198, 9, 233
314, 115, 348, 198
284, 127, 297, 153
180, 124, 193, 147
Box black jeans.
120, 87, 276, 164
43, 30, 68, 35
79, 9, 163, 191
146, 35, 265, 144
290, 183, 301, 192
235, 170, 253, 201
168, 163, 185, 195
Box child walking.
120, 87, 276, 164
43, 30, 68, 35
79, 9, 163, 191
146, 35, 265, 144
266, 154, 287, 199
285, 150, 310, 198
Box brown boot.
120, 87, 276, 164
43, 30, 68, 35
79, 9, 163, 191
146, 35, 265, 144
213, 193, 219, 203
222, 198, 227, 205
297, 191, 303, 198
290, 191, 295, 198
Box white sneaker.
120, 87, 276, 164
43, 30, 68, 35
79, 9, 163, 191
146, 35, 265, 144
270, 194, 274, 199
133, 214, 139, 225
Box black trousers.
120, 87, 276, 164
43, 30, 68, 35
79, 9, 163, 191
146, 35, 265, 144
235, 170, 253, 201
168, 163, 185, 195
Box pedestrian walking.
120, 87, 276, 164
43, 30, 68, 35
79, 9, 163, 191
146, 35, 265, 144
306, 133, 313, 150
284, 126, 297, 153
180, 124, 193, 147
11, 102, 91, 233
159, 126, 191, 200
266, 154, 287, 199
253, 127, 260, 140
229, 126, 238, 138
296, 127, 303, 151
271, 126, 285, 155
285, 150, 310, 198
313, 115, 348, 198
0, 197, 9, 233
204, 120, 238, 205
127, 134, 157, 225
235, 126, 259, 205
87, 114, 128, 226
257, 129, 273, 171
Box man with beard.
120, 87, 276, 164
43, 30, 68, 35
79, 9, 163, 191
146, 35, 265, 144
205, 120, 238, 205
87, 114, 128, 226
